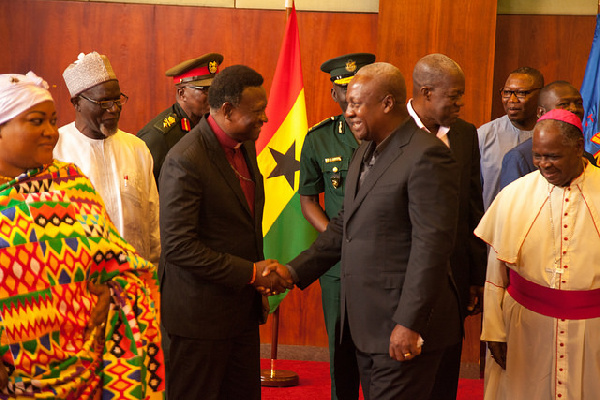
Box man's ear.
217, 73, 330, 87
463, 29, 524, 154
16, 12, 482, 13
576, 137, 585, 156
71, 97, 81, 111
421, 86, 432, 101
331, 87, 337, 102
381, 93, 395, 112
176, 87, 186, 101
222, 102, 235, 119
537, 106, 545, 119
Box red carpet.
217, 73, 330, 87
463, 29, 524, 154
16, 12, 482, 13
261, 359, 483, 400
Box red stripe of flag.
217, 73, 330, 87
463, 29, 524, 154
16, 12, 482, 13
255, 4, 304, 154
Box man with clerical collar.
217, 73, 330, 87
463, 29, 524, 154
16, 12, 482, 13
299, 52, 375, 400
477, 108, 600, 400
408, 53, 487, 400
478, 66, 544, 209
159, 64, 292, 399
55, 51, 160, 267
137, 53, 223, 186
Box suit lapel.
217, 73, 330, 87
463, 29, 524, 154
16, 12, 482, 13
242, 141, 265, 232
344, 118, 418, 221
446, 126, 464, 161
345, 142, 366, 205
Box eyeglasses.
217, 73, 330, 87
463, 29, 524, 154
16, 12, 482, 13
79, 93, 129, 109
499, 87, 541, 100
185, 86, 209, 93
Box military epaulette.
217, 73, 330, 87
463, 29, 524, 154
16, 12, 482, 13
153, 112, 179, 135
308, 116, 336, 132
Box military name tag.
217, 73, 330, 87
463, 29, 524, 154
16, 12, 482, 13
325, 156, 342, 163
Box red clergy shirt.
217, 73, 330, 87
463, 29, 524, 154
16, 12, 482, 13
208, 115, 255, 215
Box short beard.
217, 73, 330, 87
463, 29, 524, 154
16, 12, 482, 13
100, 123, 118, 137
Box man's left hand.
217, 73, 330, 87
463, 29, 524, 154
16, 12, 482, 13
389, 324, 422, 361
467, 285, 484, 315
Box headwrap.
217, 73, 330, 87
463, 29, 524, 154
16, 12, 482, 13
0, 72, 54, 125
63, 52, 118, 97
537, 108, 583, 133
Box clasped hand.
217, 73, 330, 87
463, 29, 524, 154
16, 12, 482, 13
252, 259, 294, 296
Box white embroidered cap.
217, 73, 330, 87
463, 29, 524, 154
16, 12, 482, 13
62, 52, 118, 97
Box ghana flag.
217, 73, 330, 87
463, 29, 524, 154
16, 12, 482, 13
256, 4, 317, 311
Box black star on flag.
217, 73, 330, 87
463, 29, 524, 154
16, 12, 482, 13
268, 141, 300, 189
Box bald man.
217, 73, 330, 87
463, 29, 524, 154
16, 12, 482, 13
285, 62, 462, 400
499, 81, 596, 189
408, 54, 487, 400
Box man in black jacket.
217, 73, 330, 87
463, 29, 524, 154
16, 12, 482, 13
159, 65, 292, 400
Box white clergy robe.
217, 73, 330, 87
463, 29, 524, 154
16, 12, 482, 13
475, 162, 600, 400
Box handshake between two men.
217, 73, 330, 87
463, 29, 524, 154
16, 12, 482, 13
251, 259, 295, 296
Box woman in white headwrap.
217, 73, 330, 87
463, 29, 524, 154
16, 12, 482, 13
0, 72, 164, 399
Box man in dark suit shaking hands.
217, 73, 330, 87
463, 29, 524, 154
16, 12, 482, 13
159, 65, 293, 400
284, 62, 463, 399
408, 54, 487, 400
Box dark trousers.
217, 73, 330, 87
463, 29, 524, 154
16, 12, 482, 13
167, 326, 260, 400
429, 340, 462, 400
320, 272, 360, 400
356, 347, 444, 400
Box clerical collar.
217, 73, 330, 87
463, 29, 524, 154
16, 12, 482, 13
208, 115, 242, 149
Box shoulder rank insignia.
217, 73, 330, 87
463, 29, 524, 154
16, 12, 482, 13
308, 116, 336, 132
163, 115, 176, 129
153, 112, 180, 134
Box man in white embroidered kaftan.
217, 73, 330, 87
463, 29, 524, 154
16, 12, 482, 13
475, 108, 600, 400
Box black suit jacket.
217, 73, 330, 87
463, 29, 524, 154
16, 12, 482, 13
446, 119, 487, 315
159, 117, 265, 339
289, 118, 462, 354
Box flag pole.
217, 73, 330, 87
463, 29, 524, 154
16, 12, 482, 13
260, 1, 300, 387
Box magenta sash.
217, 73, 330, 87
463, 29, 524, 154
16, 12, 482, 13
507, 269, 600, 320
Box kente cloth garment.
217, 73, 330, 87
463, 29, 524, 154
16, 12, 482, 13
54, 123, 160, 266
0, 161, 164, 399
475, 162, 600, 400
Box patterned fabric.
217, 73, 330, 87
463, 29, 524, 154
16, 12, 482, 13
0, 161, 164, 399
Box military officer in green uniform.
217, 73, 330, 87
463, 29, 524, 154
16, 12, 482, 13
137, 53, 223, 187
299, 52, 375, 400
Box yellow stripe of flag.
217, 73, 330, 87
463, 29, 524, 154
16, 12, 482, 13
258, 88, 307, 235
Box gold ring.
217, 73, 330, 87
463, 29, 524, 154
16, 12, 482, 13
404, 352, 412, 357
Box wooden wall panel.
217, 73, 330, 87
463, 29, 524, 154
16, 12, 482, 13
376, 0, 498, 128
491, 14, 597, 120
0, 0, 376, 348
0, 0, 376, 134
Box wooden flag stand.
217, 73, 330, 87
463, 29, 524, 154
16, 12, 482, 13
260, 305, 299, 386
